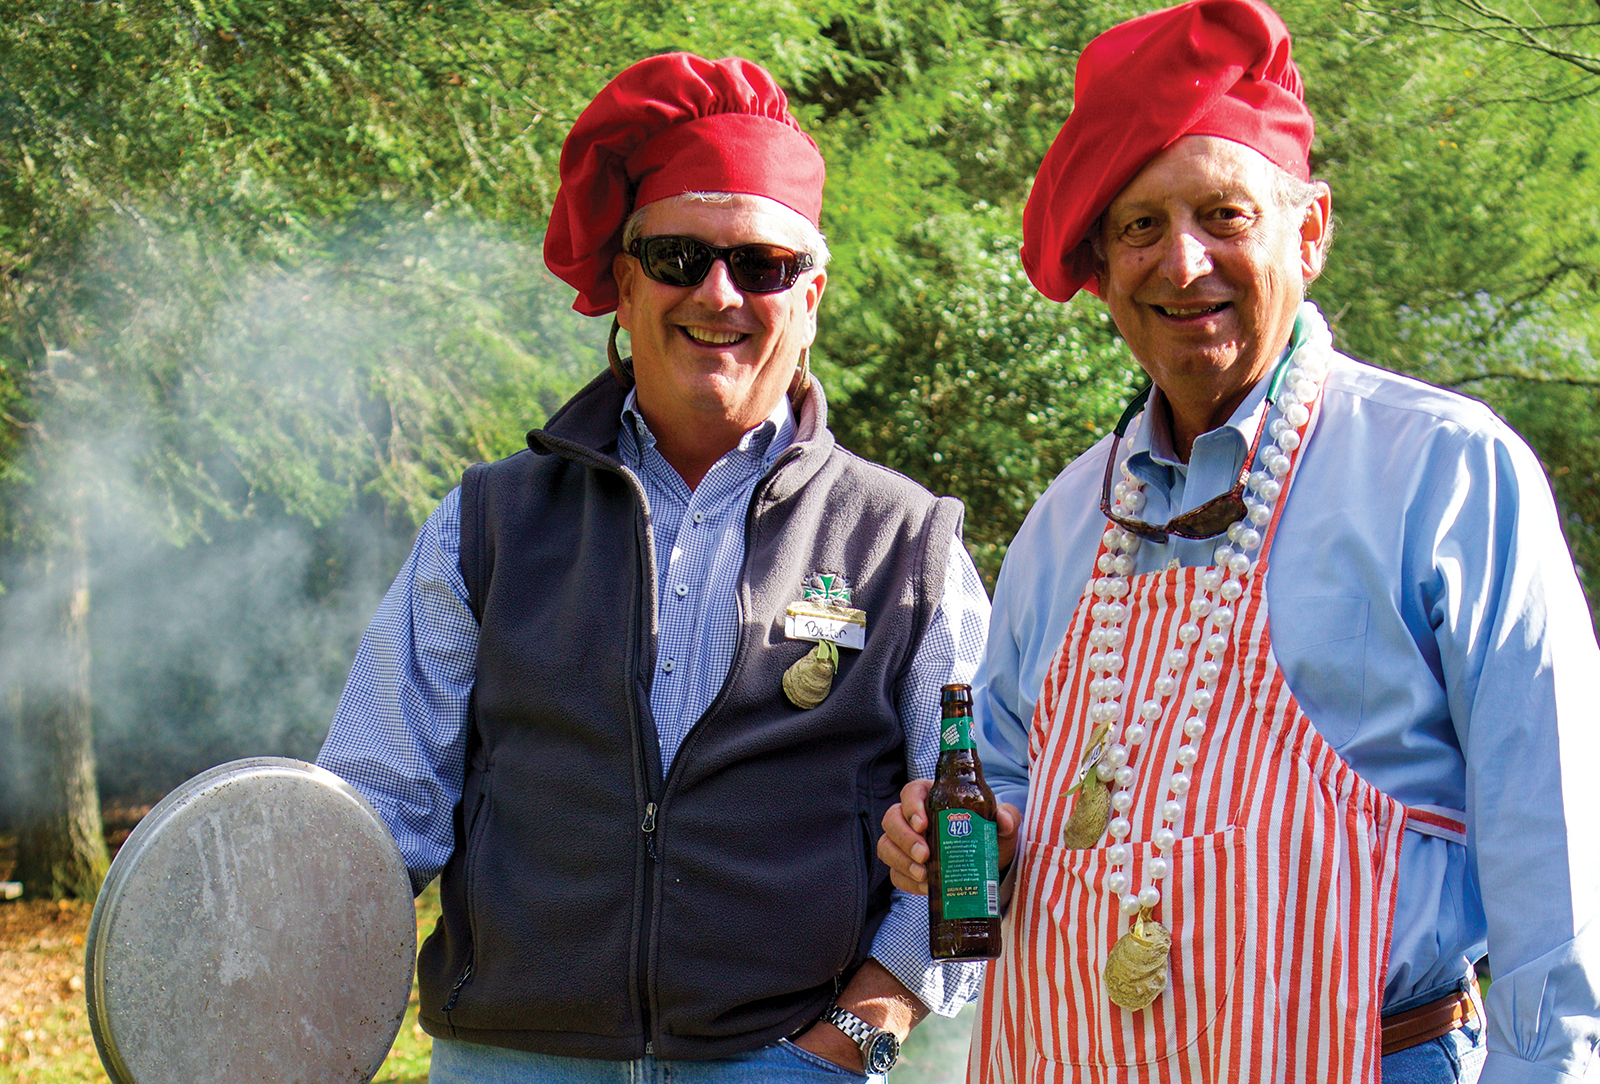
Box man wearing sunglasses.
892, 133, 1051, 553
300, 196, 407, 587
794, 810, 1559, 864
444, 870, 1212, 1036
319, 52, 991, 1083
878, 2, 1600, 1082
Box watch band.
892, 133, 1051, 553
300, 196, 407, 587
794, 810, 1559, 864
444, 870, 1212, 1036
824, 1005, 878, 1045
824, 1005, 900, 1073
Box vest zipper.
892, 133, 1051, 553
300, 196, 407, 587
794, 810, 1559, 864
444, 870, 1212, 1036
617, 443, 807, 1050
548, 431, 806, 1055
444, 785, 489, 1014
442, 953, 474, 1012
629, 471, 662, 1056
642, 801, 658, 860
656, 444, 806, 791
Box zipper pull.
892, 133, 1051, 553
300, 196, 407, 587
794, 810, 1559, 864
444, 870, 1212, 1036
642, 801, 658, 860
443, 957, 474, 1012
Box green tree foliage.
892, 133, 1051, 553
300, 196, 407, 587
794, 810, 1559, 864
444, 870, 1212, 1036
0, 1, 607, 895
816, 211, 1139, 577
1, 2, 594, 540
1285, 0, 1600, 609
10, 0, 1587, 586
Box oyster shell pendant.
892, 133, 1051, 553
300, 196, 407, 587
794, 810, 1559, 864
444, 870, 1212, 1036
1061, 771, 1111, 848
1104, 914, 1172, 1011
783, 639, 838, 709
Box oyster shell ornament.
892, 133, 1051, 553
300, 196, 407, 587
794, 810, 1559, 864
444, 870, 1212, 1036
1062, 771, 1112, 848
783, 639, 839, 710
1061, 720, 1113, 847
1104, 914, 1172, 1011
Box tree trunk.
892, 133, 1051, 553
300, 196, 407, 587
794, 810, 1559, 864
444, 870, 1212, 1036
14, 507, 109, 900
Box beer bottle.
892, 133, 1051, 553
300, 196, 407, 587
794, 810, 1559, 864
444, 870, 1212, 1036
926, 683, 1002, 960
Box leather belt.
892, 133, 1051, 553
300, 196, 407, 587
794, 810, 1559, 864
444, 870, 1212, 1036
1380, 979, 1480, 1057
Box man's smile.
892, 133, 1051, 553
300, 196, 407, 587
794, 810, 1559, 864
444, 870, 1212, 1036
1151, 302, 1231, 319
681, 325, 751, 346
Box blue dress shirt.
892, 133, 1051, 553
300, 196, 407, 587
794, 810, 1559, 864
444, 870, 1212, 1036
975, 304, 1600, 1084
319, 388, 993, 1018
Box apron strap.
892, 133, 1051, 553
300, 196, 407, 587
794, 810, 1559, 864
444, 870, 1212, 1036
1404, 805, 1468, 845
1256, 382, 1327, 566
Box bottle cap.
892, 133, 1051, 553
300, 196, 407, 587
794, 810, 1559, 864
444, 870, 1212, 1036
940, 683, 973, 706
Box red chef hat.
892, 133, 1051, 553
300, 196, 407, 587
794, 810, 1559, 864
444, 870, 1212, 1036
543, 52, 826, 317
1022, 0, 1314, 303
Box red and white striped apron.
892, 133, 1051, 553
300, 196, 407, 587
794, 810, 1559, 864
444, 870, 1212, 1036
970, 396, 1441, 1083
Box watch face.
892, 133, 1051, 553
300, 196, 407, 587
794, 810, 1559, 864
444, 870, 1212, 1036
863, 1032, 900, 1074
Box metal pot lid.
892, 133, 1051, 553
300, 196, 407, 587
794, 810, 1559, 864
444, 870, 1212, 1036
86, 757, 416, 1084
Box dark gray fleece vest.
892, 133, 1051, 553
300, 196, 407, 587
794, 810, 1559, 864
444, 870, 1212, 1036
415, 373, 963, 1060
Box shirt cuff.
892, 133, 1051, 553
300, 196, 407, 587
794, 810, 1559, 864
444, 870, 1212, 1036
869, 888, 986, 1017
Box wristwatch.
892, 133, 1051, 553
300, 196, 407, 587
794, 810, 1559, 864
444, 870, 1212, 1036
824, 1004, 901, 1074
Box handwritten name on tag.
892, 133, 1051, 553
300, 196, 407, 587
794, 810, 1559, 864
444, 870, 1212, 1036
784, 602, 866, 651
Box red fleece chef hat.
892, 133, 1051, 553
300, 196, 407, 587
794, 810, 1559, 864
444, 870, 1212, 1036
1022, 0, 1314, 303
543, 52, 826, 317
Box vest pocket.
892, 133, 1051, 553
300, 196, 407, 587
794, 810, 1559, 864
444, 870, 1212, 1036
1020, 826, 1244, 1069
443, 786, 490, 1015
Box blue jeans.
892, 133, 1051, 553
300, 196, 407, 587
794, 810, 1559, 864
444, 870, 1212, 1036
429, 1037, 885, 1084
1380, 978, 1487, 1084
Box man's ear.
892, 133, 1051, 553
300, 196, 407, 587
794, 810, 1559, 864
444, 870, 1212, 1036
1300, 182, 1333, 282
613, 250, 637, 330
1086, 224, 1110, 294
800, 269, 827, 344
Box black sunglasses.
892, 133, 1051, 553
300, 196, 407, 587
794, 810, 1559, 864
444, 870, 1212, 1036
628, 235, 814, 294
1099, 383, 1271, 542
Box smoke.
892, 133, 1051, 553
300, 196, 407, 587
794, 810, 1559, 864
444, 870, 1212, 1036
0, 208, 606, 817
95, 514, 411, 801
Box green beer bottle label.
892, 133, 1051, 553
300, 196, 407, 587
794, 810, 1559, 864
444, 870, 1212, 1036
939, 714, 977, 751
936, 808, 1000, 919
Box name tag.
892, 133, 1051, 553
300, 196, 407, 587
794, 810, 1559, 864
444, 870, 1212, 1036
784, 602, 866, 651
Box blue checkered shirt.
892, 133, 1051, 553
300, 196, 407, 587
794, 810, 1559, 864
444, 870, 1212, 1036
318, 391, 992, 1016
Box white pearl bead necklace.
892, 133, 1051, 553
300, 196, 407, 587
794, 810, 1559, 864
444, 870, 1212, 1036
1084, 353, 1327, 922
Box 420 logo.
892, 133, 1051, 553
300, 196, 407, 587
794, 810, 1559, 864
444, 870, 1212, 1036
944, 811, 974, 837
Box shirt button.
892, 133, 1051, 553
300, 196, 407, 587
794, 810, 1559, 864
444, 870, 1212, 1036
692, 511, 705, 524
662, 658, 675, 673
675, 584, 688, 597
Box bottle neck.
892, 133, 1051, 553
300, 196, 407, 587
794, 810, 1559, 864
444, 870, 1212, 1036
938, 710, 978, 764
935, 747, 984, 779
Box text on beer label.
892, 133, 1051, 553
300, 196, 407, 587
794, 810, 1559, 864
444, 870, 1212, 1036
936, 808, 1000, 919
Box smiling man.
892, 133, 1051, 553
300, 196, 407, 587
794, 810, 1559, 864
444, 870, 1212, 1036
876, 2, 1600, 1082
317, 52, 991, 1084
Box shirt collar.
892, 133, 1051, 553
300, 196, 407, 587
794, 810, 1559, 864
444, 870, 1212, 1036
1133, 372, 1273, 475
1123, 312, 1308, 489
619, 389, 796, 471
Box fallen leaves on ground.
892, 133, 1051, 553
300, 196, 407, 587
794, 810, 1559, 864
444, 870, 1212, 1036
0, 898, 106, 1083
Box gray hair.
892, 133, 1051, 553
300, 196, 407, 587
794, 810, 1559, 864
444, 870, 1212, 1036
1273, 168, 1335, 272
620, 191, 831, 269
1272, 170, 1321, 213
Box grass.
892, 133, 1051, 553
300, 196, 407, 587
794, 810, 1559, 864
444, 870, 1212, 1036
0, 881, 974, 1084
368, 883, 441, 1084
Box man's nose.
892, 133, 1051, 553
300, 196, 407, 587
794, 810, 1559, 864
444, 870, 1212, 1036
1160, 229, 1213, 287
692, 256, 744, 307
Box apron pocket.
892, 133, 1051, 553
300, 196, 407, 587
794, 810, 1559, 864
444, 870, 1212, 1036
1017, 826, 1245, 1069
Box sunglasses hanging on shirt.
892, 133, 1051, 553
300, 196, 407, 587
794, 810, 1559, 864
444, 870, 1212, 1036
1099, 384, 1272, 543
